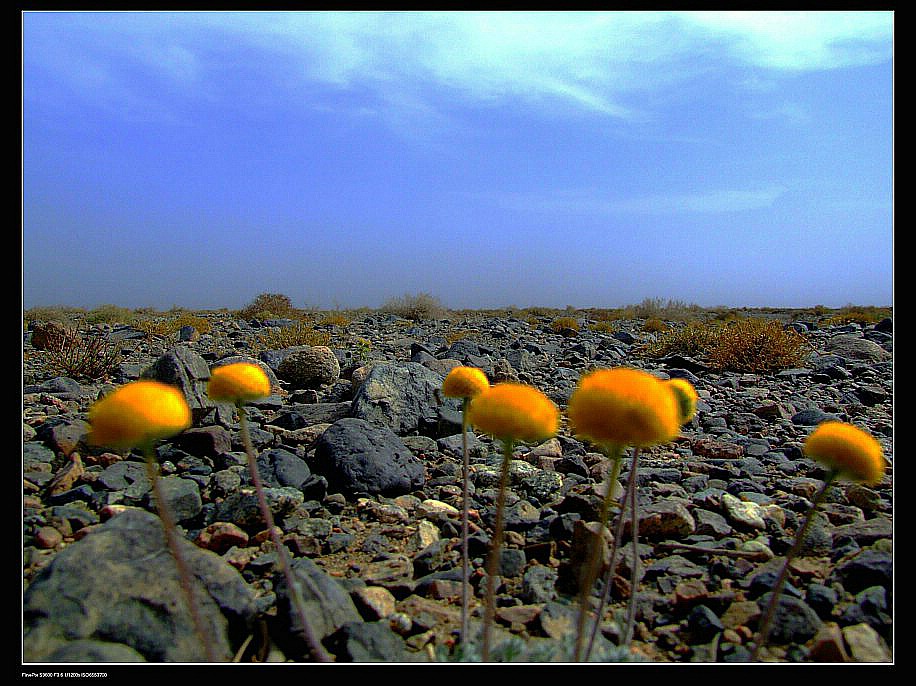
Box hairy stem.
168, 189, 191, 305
584, 446, 640, 661
573, 444, 623, 661
750, 471, 837, 661
143, 446, 219, 662
460, 398, 472, 648
482, 439, 514, 662
238, 405, 332, 663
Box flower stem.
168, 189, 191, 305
622, 446, 642, 646
238, 405, 332, 663
573, 444, 623, 661
143, 445, 220, 662
750, 471, 837, 662
481, 438, 514, 662
583, 446, 640, 661
460, 398, 472, 649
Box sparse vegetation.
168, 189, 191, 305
250, 322, 331, 353
380, 292, 448, 321
550, 316, 580, 333
33, 324, 124, 380
708, 318, 811, 373
642, 318, 668, 333
84, 304, 138, 326
238, 292, 297, 321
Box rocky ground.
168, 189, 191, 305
22, 311, 893, 664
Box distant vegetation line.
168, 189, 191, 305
24, 293, 892, 328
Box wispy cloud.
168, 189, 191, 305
469, 185, 788, 216
24, 11, 893, 127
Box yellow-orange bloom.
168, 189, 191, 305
88, 380, 192, 449
443, 366, 489, 399
467, 383, 559, 444
667, 378, 699, 425
208, 362, 272, 403
803, 421, 885, 485
568, 367, 681, 448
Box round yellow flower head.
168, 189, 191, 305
88, 380, 192, 449
803, 421, 886, 485
667, 377, 699, 425
443, 366, 490, 400
208, 362, 272, 403
568, 367, 681, 448
467, 383, 559, 444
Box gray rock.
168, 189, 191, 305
97, 461, 149, 492
147, 476, 203, 523
350, 362, 462, 437
521, 564, 558, 604
23, 508, 256, 662
273, 557, 363, 659
46, 639, 147, 662
831, 549, 893, 595
824, 334, 891, 363
255, 447, 312, 489
791, 408, 841, 426
175, 425, 232, 457
756, 593, 823, 644
313, 418, 426, 496
276, 346, 340, 389
327, 621, 409, 662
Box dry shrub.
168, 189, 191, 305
642, 321, 720, 359
550, 316, 580, 333
587, 321, 614, 333
708, 318, 811, 373
643, 318, 810, 373
37, 326, 123, 380
380, 292, 447, 321
238, 293, 296, 321
252, 322, 331, 353
85, 304, 137, 325
642, 318, 668, 333
446, 329, 474, 345
822, 305, 892, 327
320, 313, 351, 328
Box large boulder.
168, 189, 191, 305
313, 418, 426, 496
349, 362, 462, 437
23, 508, 257, 662
276, 346, 340, 389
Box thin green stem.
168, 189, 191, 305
750, 471, 838, 662
481, 438, 514, 662
238, 405, 332, 663
622, 446, 642, 646
583, 445, 640, 662
143, 445, 219, 662
460, 398, 472, 649
573, 444, 623, 662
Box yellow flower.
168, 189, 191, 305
667, 378, 699, 424
803, 421, 885, 485
568, 367, 681, 448
208, 362, 271, 403
88, 380, 192, 449
467, 383, 559, 444
443, 366, 489, 399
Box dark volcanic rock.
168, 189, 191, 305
313, 418, 426, 496
23, 508, 256, 662
349, 362, 462, 437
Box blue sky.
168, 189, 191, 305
22, 11, 894, 311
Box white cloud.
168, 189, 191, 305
468, 185, 788, 216
676, 11, 893, 71
24, 10, 893, 125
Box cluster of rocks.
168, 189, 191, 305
22, 312, 893, 663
